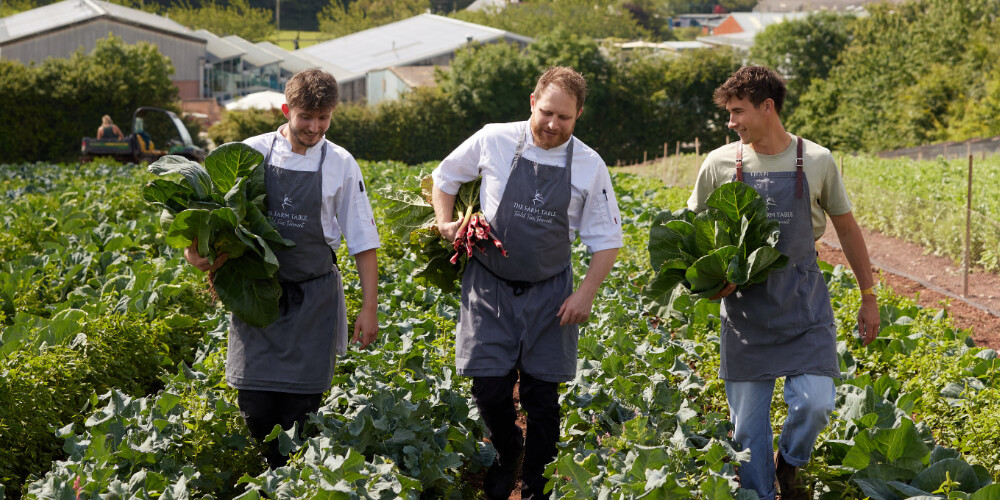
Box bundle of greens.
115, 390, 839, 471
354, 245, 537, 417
643, 182, 789, 318
380, 174, 504, 293
142, 142, 294, 327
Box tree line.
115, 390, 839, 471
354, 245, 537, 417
751, 0, 1000, 153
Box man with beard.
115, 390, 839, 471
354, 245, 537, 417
431, 66, 623, 499
184, 69, 380, 467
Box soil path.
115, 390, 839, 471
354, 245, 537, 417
818, 220, 1000, 348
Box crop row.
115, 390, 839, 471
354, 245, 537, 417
2, 160, 1000, 498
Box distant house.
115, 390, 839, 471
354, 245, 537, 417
754, 0, 890, 11
0, 0, 206, 99
366, 66, 446, 106
696, 12, 809, 50
298, 13, 532, 103
465, 0, 518, 11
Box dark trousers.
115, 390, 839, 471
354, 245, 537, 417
472, 370, 560, 499
236, 389, 323, 468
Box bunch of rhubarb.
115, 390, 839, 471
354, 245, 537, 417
379, 173, 507, 292
450, 210, 507, 264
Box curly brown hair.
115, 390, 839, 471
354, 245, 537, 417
713, 66, 787, 114
284, 69, 339, 111
534, 66, 587, 111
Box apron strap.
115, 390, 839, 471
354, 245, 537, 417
511, 123, 529, 170
735, 140, 744, 182
735, 137, 803, 198
795, 136, 804, 199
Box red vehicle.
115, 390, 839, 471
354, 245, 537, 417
81, 107, 205, 163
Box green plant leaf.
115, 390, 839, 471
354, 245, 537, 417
205, 142, 264, 194
686, 245, 738, 294
147, 155, 213, 200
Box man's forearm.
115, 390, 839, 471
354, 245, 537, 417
829, 212, 874, 289
354, 248, 378, 309
578, 248, 619, 296
432, 186, 457, 225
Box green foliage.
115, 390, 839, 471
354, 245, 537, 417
0, 34, 178, 163
438, 41, 539, 131
167, 0, 275, 41
144, 144, 295, 327
8, 160, 1000, 497
750, 11, 857, 116
839, 154, 1000, 272
451, 0, 651, 40
789, 0, 1000, 152
317, 0, 430, 37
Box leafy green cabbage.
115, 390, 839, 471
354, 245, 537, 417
643, 182, 789, 318
143, 142, 294, 327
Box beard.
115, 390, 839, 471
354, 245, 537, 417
529, 118, 573, 150
286, 124, 324, 150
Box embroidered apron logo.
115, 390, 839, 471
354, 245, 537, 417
512, 202, 557, 224
282, 194, 294, 211
532, 189, 544, 206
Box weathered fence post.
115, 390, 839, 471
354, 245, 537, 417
964, 154, 973, 297
840, 155, 844, 178
918, 145, 923, 161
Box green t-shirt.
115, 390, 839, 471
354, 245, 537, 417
687, 135, 852, 241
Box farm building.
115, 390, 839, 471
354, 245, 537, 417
297, 13, 532, 103
366, 65, 446, 107
696, 12, 809, 51
0, 0, 206, 99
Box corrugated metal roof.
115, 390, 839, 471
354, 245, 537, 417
223, 35, 282, 68
0, 0, 200, 45
298, 13, 532, 82
194, 29, 245, 62
254, 40, 354, 77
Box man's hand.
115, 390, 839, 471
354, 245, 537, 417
352, 304, 379, 348
557, 290, 595, 326
183, 238, 227, 272
438, 215, 464, 243
858, 295, 880, 346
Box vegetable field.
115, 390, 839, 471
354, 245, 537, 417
3, 160, 1000, 499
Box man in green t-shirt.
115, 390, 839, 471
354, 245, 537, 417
688, 66, 880, 500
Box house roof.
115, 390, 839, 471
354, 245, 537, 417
0, 0, 202, 45
754, 0, 885, 11
465, 0, 517, 12
194, 29, 244, 62
298, 13, 532, 83
617, 40, 713, 51
223, 35, 281, 68
254, 41, 352, 76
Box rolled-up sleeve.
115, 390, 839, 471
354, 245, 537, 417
577, 164, 623, 253
432, 130, 484, 195
338, 158, 381, 256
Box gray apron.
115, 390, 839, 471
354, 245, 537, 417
719, 137, 839, 381
456, 124, 577, 383
226, 135, 348, 394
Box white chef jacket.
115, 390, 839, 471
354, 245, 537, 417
432, 121, 623, 253
245, 127, 380, 256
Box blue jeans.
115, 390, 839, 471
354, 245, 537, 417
726, 374, 835, 500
